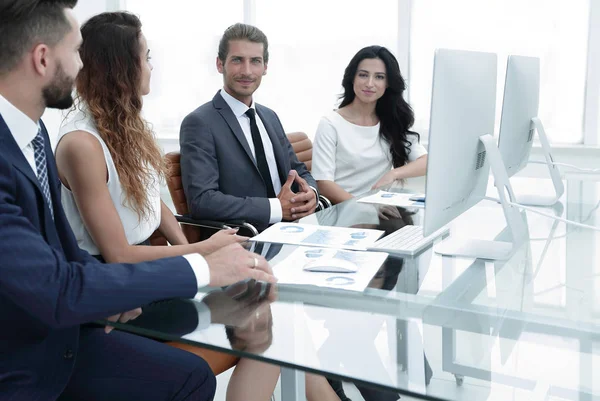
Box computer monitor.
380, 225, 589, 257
423, 49, 528, 260
497, 55, 564, 206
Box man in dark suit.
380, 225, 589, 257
180, 23, 318, 231
0, 2, 275, 400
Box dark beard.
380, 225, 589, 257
42, 64, 75, 110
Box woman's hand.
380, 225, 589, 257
198, 228, 249, 255
372, 170, 401, 190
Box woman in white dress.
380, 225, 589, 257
312, 45, 428, 205
54, 12, 288, 401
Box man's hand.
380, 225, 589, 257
278, 170, 317, 220
290, 174, 317, 219
204, 243, 277, 287
104, 307, 142, 334
277, 171, 298, 221
197, 228, 249, 255
204, 281, 277, 326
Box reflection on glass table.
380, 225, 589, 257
103, 175, 599, 400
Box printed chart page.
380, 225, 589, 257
249, 223, 385, 251
272, 246, 389, 292
357, 191, 424, 208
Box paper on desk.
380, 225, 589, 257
249, 222, 384, 250
272, 246, 389, 292
357, 191, 424, 208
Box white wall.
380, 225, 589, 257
44, 0, 114, 147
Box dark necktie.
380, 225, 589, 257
245, 108, 276, 197
32, 128, 54, 219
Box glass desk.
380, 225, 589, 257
106, 174, 600, 401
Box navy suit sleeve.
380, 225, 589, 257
0, 156, 198, 329
180, 111, 270, 226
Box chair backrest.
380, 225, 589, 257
287, 132, 313, 171
165, 151, 202, 243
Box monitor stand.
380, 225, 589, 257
434, 134, 529, 261
516, 117, 564, 206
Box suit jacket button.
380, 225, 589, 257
63, 349, 74, 359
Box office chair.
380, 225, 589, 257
164, 152, 259, 240
167, 343, 239, 376
287, 132, 332, 209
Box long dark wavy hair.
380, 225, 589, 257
74, 12, 166, 220
339, 46, 418, 168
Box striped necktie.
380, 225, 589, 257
31, 128, 54, 219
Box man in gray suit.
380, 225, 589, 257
180, 23, 318, 231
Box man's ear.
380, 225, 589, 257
263, 62, 268, 76
216, 56, 224, 74
31, 43, 52, 77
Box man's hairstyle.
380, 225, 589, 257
218, 23, 269, 63
0, 0, 78, 74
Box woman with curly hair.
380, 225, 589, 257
55, 12, 242, 264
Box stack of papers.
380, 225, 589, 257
357, 191, 425, 208
249, 222, 385, 251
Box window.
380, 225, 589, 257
121, 0, 591, 145
123, 0, 244, 137
254, 0, 398, 139
410, 0, 590, 144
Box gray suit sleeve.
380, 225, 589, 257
180, 112, 271, 227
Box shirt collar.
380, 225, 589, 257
219, 88, 256, 118
0, 94, 39, 151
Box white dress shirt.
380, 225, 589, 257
0, 94, 39, 176
0, 94, 210, 289
219, 89, 283, 224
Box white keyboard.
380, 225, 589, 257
368, 225, 449, 256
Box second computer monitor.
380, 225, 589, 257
423, 48, 498, 237
498, 55, 540, 177
497, 55, 563, 206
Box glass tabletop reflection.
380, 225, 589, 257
106, 175, 600, 401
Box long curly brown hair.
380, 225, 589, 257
75, 12, 165, 220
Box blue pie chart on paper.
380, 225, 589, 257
304, 249, 325, 258
280, 225, 304, 233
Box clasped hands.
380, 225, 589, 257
278, 170, 317, 221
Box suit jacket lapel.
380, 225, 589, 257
213, 92, 259, 172
0, 115, 44, 195
0, 115, 56, 240
256, 105, 288, 184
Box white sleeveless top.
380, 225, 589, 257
58, 108, 161, 255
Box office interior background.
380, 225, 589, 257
43, 0, 600, 182
28, 2, 597, 400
